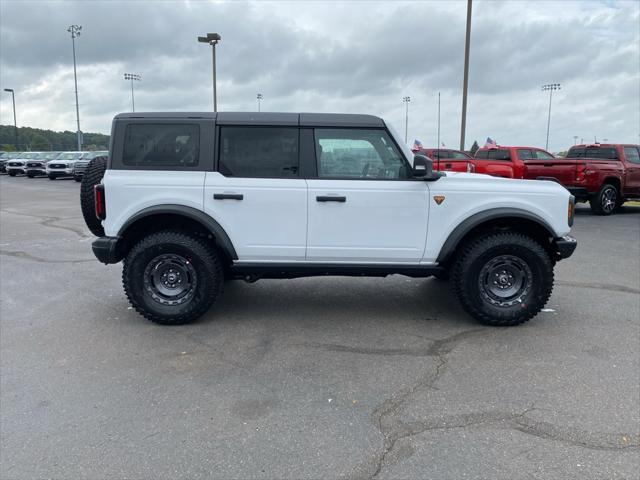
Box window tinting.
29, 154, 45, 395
623, 147, 640, 164
478, 149, 511, 161
566, 146, 618, 160
315, 128, 408, 179
218, 127, 298, 178
123, 124, 199, 167
475, 150, 489, 159
517, 149, 534, 160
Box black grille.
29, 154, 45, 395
49, 163, 66, 169
27, 162, 43, 168
8, 162, 23, 166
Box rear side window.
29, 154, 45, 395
623, 147, 640, 164
566, 147, 618, 160
123, 124, 199, 167
475, 150, 488, 159
218, 127, 299, 178
478, 149, 511, 161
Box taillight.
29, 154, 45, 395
576, 163, 587, 181
94, 184, 106, 220
568, 196, 575, 227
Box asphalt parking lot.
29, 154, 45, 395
0, 174, 638, 479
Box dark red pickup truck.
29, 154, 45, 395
418, 148, 475, 173
473, 144, 640, 215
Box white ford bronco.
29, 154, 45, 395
83, 112, 576, 326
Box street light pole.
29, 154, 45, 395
541, 83, 561, 151
460, 0, 472, 151
124, 73, 141, 112
198, 33, 221, 112
402, 96, 410, 144
257, 93, 263, 112
3, 88, 18, 149
67, 25, 82, 151
573, 135, 579, 145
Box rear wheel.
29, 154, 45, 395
122, 230, 224, 325
451, 232, 554, 326
590, 183, 618, 215
80, 156, 107, 236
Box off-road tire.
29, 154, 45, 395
589, 183, 618, 216
451, 232, 554, 326
432, 270, 450, 281
8, 171, 16, 177
80, 156, 107, 236
122, 230, 224, 325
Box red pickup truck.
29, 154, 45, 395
473, 144, 640, 215
418, 148, 475, 173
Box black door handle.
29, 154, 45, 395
544, 163, 554, 167
214, 193, 243, 200
316, 195, 346, 202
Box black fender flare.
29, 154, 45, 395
118, 204, 238, 260
436, 208, 558, 263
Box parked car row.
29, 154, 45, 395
416, 143, 640, 215
0, 150, 108, 181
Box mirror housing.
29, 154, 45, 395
412, 154, 442, 181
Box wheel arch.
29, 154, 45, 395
117, 205, 238, 262
436, 208, 558, 264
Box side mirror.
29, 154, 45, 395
412, 154, 442, 181
412, 154, 433, 178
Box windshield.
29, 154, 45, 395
57, 152, 83, 160
80, 151, 107, 160
21, 152, 41, 159
40, 152, 61, 160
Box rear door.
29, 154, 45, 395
203, 123, 307, 262
622, 146, 640, 194
306, 127, 429, 263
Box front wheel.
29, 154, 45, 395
48, 174, 56, 180
27, 172, 35, 178
590, 183, 618, 215
122, 231, 224, 325
74, 175, 82, 182
8, 171, 16, 177
451, 232, 554, 326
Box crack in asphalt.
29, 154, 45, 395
1, 209, 89, 239
556, 280, 640, 295
340, 329, 638, 480
0, 249, 94, 264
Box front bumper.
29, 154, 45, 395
6, 167, 24, 174
92, 236, 123, 264
46, 168, 74, 176
553, 235, 577, 260
25, 167, 47, 175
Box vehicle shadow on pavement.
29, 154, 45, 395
200, 276, 476, 329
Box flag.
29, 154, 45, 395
484, 137, 497, 147
412, 139, 423, 151
441, 142, 445, 147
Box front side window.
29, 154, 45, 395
623, 147, 640, 164
533, 150, 554, 159
315, 128, 408, 179
450, 150, 471, 159
218, 127, 298, 178
517, 149, 533, 160
123, 124, 199, 167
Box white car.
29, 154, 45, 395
84, 112, 576, 327
6, 151, 43, 176
46, 151, 85, 179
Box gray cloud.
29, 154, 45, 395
0, 0, 638, 152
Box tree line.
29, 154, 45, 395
0, 124, 109, 152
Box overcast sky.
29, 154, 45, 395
0, 0, 638, 151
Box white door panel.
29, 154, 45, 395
306, 180, 430, 262
204, 172, 307, 261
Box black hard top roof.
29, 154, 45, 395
114, 112, 385, 128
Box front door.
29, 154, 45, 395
306, 128, 429, 263
204, 126, 307, 262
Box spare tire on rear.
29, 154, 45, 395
80, 156, 108, 237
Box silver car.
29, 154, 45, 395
25, 151, 63, 178
6, 152, 43, 176
46, 151, 85, 180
